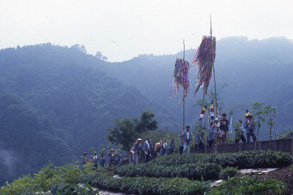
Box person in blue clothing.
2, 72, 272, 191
98, 153, 106, 167
244, 113, 256, 142
182, 126, 192, 154
143, 138, 152, 162
179, 128, 185, 154
133, 138, 142, 164
160, 139, 167, 156
208, 122, 216, 147
80, 152, 88, 171
167, 138, 175, 155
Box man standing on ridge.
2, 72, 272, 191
179, 128, 185, 154
133, 138, 142, 164
143, 138, 152, 162
182, 126, 192, 154
244, 113, 256, 142
220, 113, 229, 144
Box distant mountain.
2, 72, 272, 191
101, 37, 293, 138
0, 44, 179, 185
0, 86, 76, 185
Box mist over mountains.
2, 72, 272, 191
0, 36, 293, 185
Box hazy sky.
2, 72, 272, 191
1, 0, 292, 62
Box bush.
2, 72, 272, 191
51, 183, 98, 195
116, 163, 221, 180
81, 172, 210, 195
208, 175, 288, 195
149, 150, 292, 169
0, 163, 96, 194
219, 167, 238, 180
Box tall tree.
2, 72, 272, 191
107, 111, 158, 151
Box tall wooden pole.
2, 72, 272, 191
210, 15, 218, 118
183, 39, 185, 130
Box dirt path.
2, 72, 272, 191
256, 166, 293, 195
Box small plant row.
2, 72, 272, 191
81, 172, 210, 195
149, 150, 292, 169
81, 172, 288, 195
116, 163, 221, 180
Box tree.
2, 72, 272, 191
107, 111, 158, 151
134, 111, 158, 133
252, 102, 266, 150
263, 105, 277, 148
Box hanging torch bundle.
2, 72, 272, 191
170, 58, 190, 103
192, 35, 216, 97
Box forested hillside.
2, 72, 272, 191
101, 37, 293, 138
0, 44, 179, 185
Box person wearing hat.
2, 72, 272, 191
244, 113, 256, 142
133, 138, 142, 164
213, 118, 221, 144
143, 138, 152, 162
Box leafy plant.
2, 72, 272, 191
209, 175, 288, 195
116, 163, 221, 180
81, 172, 210, 195
219, 167, 238, 180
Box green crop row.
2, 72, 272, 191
116, 163, 221, 180
81, 172, 288, 195
149, 150, 292, 168
81, 172, 210, 195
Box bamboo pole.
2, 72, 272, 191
182, 39, 185, 130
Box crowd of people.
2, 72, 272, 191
80, 112, 257, 167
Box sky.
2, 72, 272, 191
0, 0, 293, 62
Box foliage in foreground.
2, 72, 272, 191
149, 150, 292, 168
81, 172, 210, 195
208, 175, 288, 195
116, 163, 221, 180
0, 163, 101, 195
219, 167, 239, 180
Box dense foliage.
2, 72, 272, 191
107, 111, 158, 151
116, 163, 221, 180
1, 151, 290, 195
208, 175, 287, 195
148, 150, 292, 168
81, 173, 210, 195
219, 167, 239, 180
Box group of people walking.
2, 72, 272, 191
80, 112, 257, 168
130, 137, 176, 164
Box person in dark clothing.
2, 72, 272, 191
220, 113, 229, 144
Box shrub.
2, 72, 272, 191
208, 175, 288, 195
51, 183, 98, 195
116, 163, 221, 180
149, 150, 292, 169
81, 172, 210, 195
219, 167, 238, 180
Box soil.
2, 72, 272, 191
257, 166, 293, 195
